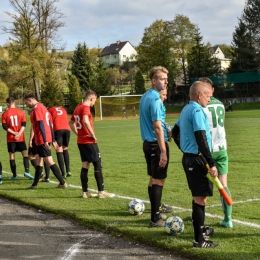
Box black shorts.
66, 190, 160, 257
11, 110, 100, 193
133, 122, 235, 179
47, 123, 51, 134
36, 144, 52, 158
55, 130, 70, 147
7, 142, 27, 153
182, 153, 213, 197
28, 138, 37, 156
143, 141, 169, 180
78, 143, 101, 163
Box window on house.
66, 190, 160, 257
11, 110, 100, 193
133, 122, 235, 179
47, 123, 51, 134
123, 55, 126, 58
114, 55, 116, 59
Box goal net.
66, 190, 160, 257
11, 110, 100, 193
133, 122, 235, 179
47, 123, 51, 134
95, 95, 143, 120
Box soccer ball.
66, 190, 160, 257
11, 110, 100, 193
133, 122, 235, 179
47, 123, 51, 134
128, 199, 145, 215
164, 216, 184, 235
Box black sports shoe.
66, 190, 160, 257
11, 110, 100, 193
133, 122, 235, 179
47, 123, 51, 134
159, 203, 173, 213
149, 219, 165, 228
202, 226, 214, 240
193, 240, 219, 248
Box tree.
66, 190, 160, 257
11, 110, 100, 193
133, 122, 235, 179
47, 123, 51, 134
243, 0, 260, 50
92, 56, 111, 96
71, 42, 94, 91
0, 81, 9, 100
40, 58, 64, 107
168, 14, 197, 87
1, 0, 65, 100
67, 75, 82, 113
137, 19, 177, 88
229, 18, 258, 73
187, 27, 219, 81
134, 70, 146, 94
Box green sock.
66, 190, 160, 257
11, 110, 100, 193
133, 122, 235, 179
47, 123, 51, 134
220, 186, 232, 222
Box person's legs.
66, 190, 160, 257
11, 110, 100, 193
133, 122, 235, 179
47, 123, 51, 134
219, 174, 233, 227
9, 152, 17, 179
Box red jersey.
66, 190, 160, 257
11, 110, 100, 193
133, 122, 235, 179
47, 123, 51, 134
48, 106, 70, 132
70, 103, 95, 144
2, 108, 26, 142
30, 103, 52, 146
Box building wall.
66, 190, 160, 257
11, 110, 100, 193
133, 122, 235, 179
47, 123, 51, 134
118, 42, 137, 66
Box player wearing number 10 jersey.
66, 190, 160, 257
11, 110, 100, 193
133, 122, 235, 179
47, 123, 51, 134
48, 106, 71, 179
200, 77, 233, 228
1, 97, 34, 181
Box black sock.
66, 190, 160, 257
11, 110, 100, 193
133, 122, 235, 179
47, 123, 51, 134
30, 159, 37, 169
192, 202, 205, 242
32, 166, 43, 186
63, 150, 70, 172
148, 186, 152, 202
0, 161, 2, 175
81, 168, 88, 192
94, 170, 104, 191
23, 157, 29, 173
44, 162, 50, 179
50, 164, 64, 184
150, 185, 163, 222
10, 160, 16, 177
56, 152, 65, 176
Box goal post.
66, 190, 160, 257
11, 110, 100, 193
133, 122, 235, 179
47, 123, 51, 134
95, 95, 143, 120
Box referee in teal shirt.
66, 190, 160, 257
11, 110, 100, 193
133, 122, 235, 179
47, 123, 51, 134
139, 66, 169, 228
172, 81, 219, 248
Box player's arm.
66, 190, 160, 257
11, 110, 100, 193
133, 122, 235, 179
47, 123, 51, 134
83, 114, 96, 141
195, 130, 218, 177
2, 123, 18, 136
38, 120, 47, 143
69, 120, 78, 135
29, 126, 34, 147
153, 120, 167, 167
172, 123, 181, 149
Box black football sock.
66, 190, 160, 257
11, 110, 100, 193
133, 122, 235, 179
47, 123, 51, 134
56, 152, 65, 176
23, 157, 30, 173
0, 161, 2, 175
30, 159, 37, 169
81, 168, 89, 192
50, 164, 64, 185
93, 161, 104, 191
44, 162, 50, 179
148, 186, 152, 202
150, 184, 163, 222
31, 166, 43, 186
10, 160, 16, 177
192, 202, 205, 242
63, 150, 70, 172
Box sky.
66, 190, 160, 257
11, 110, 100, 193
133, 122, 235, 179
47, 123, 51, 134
0, 0, 245, 51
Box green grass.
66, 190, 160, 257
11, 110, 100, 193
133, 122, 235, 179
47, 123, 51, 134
0, 110, 260, 259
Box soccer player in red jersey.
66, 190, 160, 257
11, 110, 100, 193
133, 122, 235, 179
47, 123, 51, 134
69, 90, 114, 198
48, 106, 71, 179
1, 97, 34, 181
23, 93, 67, 189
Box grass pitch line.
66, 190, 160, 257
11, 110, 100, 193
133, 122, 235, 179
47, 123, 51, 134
4, 171, 260, 229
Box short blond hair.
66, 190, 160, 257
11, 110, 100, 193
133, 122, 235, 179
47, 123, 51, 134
149, 66, 168, 80
189, 81, 210, 97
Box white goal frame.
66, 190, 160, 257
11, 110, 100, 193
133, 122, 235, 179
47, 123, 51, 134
99, 94, 142, 120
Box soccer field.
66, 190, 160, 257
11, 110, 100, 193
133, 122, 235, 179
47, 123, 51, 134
0, 110, 260, 260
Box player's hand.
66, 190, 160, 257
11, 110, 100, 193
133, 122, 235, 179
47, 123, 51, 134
209, 166, 218, 178
87, 135, 97, 142
52, 141, 59, 150
44, 142, 51, 150
159, 152, 167, 168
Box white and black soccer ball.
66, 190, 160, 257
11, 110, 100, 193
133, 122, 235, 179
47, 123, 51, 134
128, 199, 145, 215
164, 216, 184, 235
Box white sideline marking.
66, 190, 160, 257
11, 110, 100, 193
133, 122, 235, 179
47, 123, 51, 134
3, 171, 260, 229
60, 239, 85, 260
